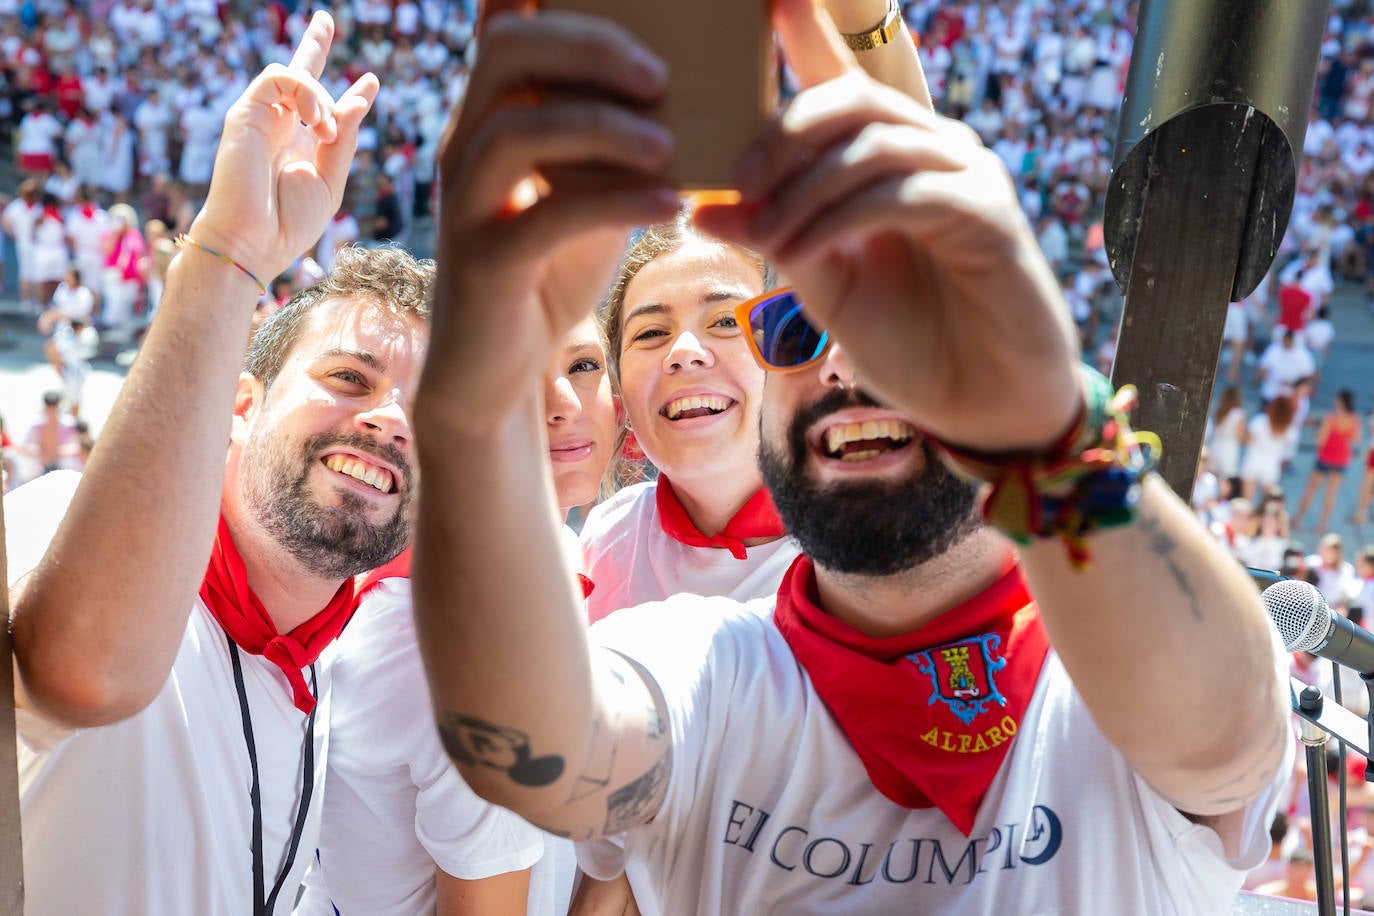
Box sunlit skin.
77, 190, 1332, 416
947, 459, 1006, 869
617, 239, 768, 534
222, 296, 428, 624
760, 342, 927, 487
546, 316, 618, 517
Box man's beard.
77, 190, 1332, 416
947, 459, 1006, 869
240, 429, 413, 580
759, 389, 982, 576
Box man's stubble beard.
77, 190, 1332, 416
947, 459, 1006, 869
239, 427, 414, 581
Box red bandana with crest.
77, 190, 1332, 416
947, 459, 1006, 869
655, 477, 785, 560
773, 555, 1050, 836
199, 514, 358, 715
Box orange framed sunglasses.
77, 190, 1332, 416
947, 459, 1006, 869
733, 288, 832, 374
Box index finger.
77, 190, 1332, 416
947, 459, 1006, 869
289, 11, 335, 80
773, 0, 856, 90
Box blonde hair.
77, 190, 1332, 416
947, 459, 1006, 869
108, 203, 138, 226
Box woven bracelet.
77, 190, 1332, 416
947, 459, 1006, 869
175, 234, 267, 298
933, 366, 1162, 570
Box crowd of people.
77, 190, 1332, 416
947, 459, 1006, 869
0, 0, 1372, 913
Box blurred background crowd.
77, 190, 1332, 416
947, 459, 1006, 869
4, 0, 1374, 904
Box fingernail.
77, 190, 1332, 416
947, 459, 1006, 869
637, 122, 672, 158
631, 50, 668, 87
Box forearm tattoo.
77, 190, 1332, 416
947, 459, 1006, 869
1138, 505, 1203, 622
437, 712, 566, 787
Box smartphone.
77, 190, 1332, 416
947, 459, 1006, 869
541, 0, 774, 191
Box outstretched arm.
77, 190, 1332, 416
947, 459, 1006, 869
693, 0, 1288, 841
413, 2, 680, 838
1021, 478, 1287, 843
8, 14, 378, 729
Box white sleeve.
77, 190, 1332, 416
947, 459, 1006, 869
4, 470, 82, 588
1128, 628, 1295, 910
413, 747, 545, 880
575, 596, 754, 879
323, 584, 544, 890
5, 471, 84, 752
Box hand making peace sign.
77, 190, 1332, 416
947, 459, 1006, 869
189, 12, 380, 284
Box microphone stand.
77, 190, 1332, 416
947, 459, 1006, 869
1299, 685, 1338, 916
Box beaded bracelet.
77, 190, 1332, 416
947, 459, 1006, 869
932, 366, 1161, 570
174, 234, 267, 298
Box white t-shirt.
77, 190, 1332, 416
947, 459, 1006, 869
65, 206, 111, 265
50, 282, 94, 322
295, 577, 555, 916
1240, 414, 1297, 488
2, 198, 40, 247
580, 481, 801, 622
17, 111, 63, 157
5, 472, 332, 916
579, 597, 1291, 916
1257, 343, 1316, 402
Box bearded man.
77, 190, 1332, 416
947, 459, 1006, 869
409, 0, 1291, 912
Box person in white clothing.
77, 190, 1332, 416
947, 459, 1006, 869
1306, 534, 1363, 611
1207, 386, 1246, 497
577, 0, 930, 632
28, 194, 71, 305
1, 179, 43, 312
38, 267, 99, 411
298, 315, 620, 916
64, 189, 110, 310
134, 87, 176, 178
410, 3, 1292, 914
1257, 330, 1316, 404
5, 16, 391, 914
65, 112, 106, 191
1240, 398, 1299, 501
180, 97, 222, 189
580, 215, 800, 625
16, 101, 64, 175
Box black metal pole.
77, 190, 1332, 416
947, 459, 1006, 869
1300, 686, 1338, 916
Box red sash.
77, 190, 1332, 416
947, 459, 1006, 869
774, 555, 1050, 836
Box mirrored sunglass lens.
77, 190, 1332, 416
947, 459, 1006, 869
749, 293, 827, 368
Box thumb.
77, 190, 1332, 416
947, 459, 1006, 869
773, 0, 857, 90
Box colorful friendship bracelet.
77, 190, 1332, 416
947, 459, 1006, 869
174, 234, 267, 298
933, 366, 1162, 570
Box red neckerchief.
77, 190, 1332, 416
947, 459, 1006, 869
79, 204, 95, 219
773, 555, 1050, 836
356, 546, 595, 599
655, 476, 785, 560
199, 514, 358, 715
43, 206, 62, 223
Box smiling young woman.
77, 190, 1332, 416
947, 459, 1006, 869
580, 212, 801, 624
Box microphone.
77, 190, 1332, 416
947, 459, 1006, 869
1264, 579, 1374, 676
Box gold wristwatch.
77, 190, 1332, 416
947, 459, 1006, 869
841, 0, 903, 51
